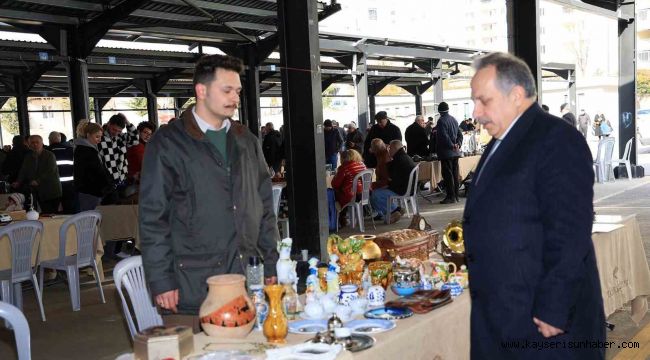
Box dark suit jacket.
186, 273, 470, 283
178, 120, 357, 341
387, 148, 415, 195
463, 103, 604, 359
562, 112, 577, 127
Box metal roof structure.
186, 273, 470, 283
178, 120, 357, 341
0, 0, 494, 100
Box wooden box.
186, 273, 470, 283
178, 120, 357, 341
133, 325, 194, 360
374, 229, 437, 262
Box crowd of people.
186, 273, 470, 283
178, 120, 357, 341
0, 114, 156, 214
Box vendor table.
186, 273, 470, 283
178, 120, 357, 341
96, 205, 139, 246
417, 156, 481, 185
185, 292, 471, 359
592, 214, 650, 324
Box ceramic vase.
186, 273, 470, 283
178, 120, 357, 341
199, 274, 256, 338
263, 284, 288, 344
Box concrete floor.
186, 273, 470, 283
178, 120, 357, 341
2, 177, 650, 359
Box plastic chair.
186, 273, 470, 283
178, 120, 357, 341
272, 184, 289, 238
386, 164, 420, 224
39, 211, 105, 311
113, 256, 162, 339
593, 137, 615, 183
0, 221, 46, 322
0, 301, 31, 360
336, 169, 375, 232
612, 137, 634, 181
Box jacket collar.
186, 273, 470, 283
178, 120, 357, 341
181, 105, 249, 141
465, 103, 541, 215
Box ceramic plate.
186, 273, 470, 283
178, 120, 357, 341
345, 319, 396, 334
299, 311, 353, 322
347, 334, 375, 352
364, 306, 414, 320
289, 319, 328, 334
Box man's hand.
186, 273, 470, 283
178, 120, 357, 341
155, 289, 179, 313
30, 180, 38, 187
533, 317, 564, 338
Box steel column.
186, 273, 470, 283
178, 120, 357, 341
14, 76, 29, 137
244, 46, 261, 136
278, 0, 328, 256
355, 54, 370, 134
68, 58, 90, 129
507, 0, 542, 103
619, 2, 636, 163
145, 80, 158, 127
93, 97, 103, 124
434, 78, 443, 111
568, 70, 577, 114
369, 96, 376, 124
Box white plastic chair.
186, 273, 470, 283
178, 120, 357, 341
612, 137, 634, 181
0, 221, 46, 322
39, 211, 105, 311
593, 137, 615, 183
336, 169, 375, 232
386, 163, 420, 224
272, 184, 289, 237
0, 301, 31, 360
113, 255, 162, 339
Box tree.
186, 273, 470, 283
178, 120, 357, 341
638, 70, 650, 98
126, 97, 149, 117
0, 98, 20, 136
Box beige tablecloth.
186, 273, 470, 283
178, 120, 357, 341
0, 216, 104, 277
187, 293, 470, 359
592, 215, 650, 324
96, 205, 139, 246
418, 156, 481, 185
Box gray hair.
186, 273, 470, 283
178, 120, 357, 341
472, 52, 537, 99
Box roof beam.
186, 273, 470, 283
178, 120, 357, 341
152, 0, 276, 17
112, 26, 253, 42
14, 0, 103, 12
0, 9, 79, 25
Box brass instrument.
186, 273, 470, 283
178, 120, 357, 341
443, 220, 465, 254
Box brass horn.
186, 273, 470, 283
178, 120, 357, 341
443, 220, 465, 254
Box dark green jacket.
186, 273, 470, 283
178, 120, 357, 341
139, 107, 280, 314
17, 149, 62, 201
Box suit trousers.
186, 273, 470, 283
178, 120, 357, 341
440, 158, 459, 200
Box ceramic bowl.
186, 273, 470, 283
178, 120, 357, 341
390, 283, 420, 297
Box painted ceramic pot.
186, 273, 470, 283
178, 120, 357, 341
366, 285, 386, 307
368, 261, 393, 289
338, 284, 359, 306
199, 274, 256, 338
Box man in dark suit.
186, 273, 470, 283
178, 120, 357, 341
405, 115, 429, 157
465, 52, 604, 359
435, 102, 463, 204
363, 111, 402, 167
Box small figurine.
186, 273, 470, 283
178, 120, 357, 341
276, 238, 297, 286
305, 257, 321, 299
326, 254, 340, 296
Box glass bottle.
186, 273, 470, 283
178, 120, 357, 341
246, 256, 264, 293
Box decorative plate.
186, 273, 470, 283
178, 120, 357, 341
364, 306, 414, 320
288, 319, 328, 334
346, 334, 375, 352
345, 319, 396, 334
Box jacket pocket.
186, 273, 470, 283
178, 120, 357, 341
175, 253, 227, 312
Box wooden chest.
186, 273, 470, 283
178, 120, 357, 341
373, 229, 439, 262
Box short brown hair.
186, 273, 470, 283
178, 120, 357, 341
193, 55, 244, 87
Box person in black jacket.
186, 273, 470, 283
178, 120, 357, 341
345, 121, 364, 154
262, 122, 283, 174
2, 135, 29, 183
363, 111, 402, 167
323, 119, 343, 169
49, 131, 78, 214
435, 102, 463, 204
404, 115, 429, 157
73, 121, 112, 211
560, 103, 577, 128
369, 140, 414, 224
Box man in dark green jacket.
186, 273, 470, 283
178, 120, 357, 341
140, 55, 279, 331
12, 135, 62, 213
